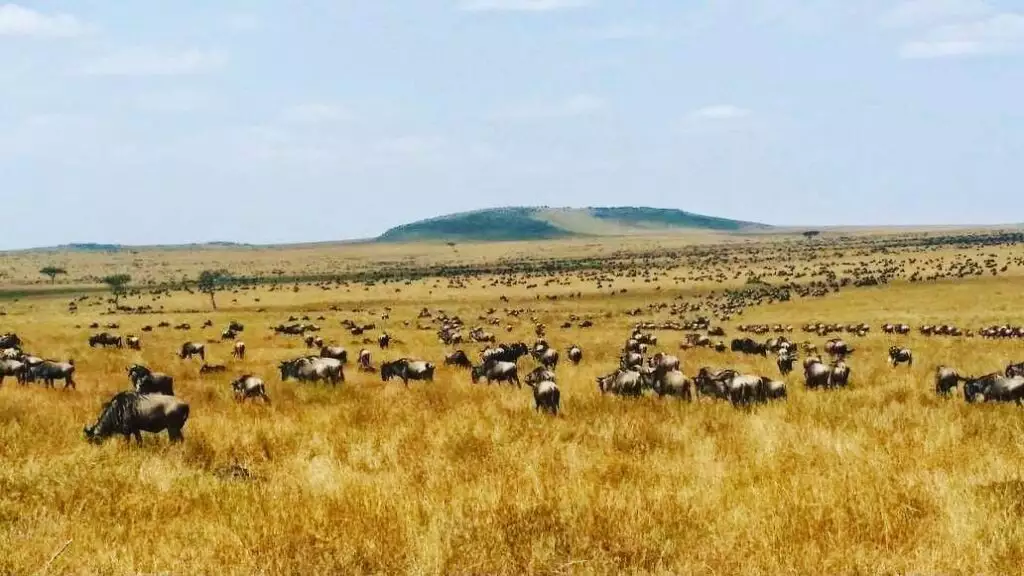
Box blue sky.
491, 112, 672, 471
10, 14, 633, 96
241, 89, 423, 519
1, 0, 1022, 249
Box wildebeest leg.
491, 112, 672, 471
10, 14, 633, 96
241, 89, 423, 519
134, 431, 144, 445
261, 392, 271, 404
65, 377, 75, 390
168, 428, 184, 443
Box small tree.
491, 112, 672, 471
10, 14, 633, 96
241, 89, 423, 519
102, 274, 131, 306
198, 269, 231, 310
40, 266, 67, 284
802, 230, 821, 239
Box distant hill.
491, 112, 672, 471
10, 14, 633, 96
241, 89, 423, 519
376, 207, 770, 243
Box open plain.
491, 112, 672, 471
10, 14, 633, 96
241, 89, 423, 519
2, 230, 1024, 575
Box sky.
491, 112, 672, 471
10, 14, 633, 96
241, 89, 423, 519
0, 0, 1022, 249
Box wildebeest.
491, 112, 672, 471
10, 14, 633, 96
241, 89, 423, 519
280, 356, 344, 385
199, 363, 228, 375
179, 342, 205, 360
888, 346, 913, 367
127, 364, 174, 395
481, 343, 529, 364
0, 333, 21, 349
964, 373, 1024, 404
304, 335, 324, 349
804, 359, 831, 389
528, 380, 560, 415
649, 353, 680, 373
825, 338, 854, 358
620, 352, 643, 370
381, 359, 435, 386
231, 375, 270, 403
471, 360, 519, 386
537, 348, 559, 369
89, 332, 123, 348
0, 359, 26, 385
694, 368, 737, 400
445, 350, 472, 369
935, 366, 966, 396
731, 337, 767, 356
1005, 362, 1024, 378
378, 333, 391, 349
829, 361, 851, 388
25, 360, 76, 389
358, 349, 374, 371
84, 391, 189, 444
524, 366, 556, 386
233, 341, 246, 359
126, 335, 141, 350
319, 346, 348, 364
642, 368, 693, 400
567, 345, 583, 365
597, 369, 643, 396
777, 351, 797, 375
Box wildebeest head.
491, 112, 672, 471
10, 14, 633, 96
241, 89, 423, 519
84, 391, 140, 444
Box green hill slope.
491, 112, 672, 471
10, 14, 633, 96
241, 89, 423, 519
377, 207, 769, 243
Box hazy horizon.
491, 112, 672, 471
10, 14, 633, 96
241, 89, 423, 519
2, 1, 1022, 250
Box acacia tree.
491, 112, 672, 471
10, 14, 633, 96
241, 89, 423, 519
198, 269, 231, 310
39, 266, 67, 284
102, 274, 131, 306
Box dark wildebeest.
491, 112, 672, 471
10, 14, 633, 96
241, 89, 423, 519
935, 366, 966, 396
233, 341, 246, 359
378, 333, 391, 349
0, 333, 21, 349
528, 380, 560, 415
524, 366, 556, 387
538, 348, 559, 369
231, 375, 270, 403
567, 345, 583, 365
1004, 362, 1024, 378
445, 350, 472, 369
319, 346, 348, 364
471, 360, 519, 386
804, 359, 830, 389
888, 346, 913, 367
126, 335, 141, 350
964, 373, 1024, 404
829, 361, 851, 388
84, 391, 189, 444
179, 342, 205, 360
620, 352, 643, 370
199, 363, 228, 375
777, 351, 797, 375
358, 349, 374, 372
694, 368, 737, 400
381, 359, 435, 386
25, 360, 76, 389
127, 364, 174, 396
89, 332, 123, 348
642, 368, 693, 400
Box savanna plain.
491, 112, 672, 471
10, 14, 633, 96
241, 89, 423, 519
2, 231, 1024, 575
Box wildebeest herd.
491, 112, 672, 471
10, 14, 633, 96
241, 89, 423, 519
3, 298, 1024, 448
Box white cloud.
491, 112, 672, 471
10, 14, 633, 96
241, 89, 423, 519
281, 103, 352, 124
900, 12, 1024, 58
498, 94, 607, 119
459, 0, 590, 13
688, 105, 752, 120
0, 3, 91, 37
79, 48, 228, 76
882, 0, 993, 28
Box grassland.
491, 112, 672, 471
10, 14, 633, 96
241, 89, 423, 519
2, 231, 1024, 575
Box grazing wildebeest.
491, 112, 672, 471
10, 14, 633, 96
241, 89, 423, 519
0, 333, 21, 349
319, 346, 348, 364
964, 373, 1024, 404
199, 364, 228, 375
694, 368, 738, 400
445, 350, 472, 369
481, 343, 529, 364
567, 345, 583, 365
804, 359, 830, 389
642, 368, 693, 400
127, 364, 174, 396
357, 349, 373, 371
231, 375, 270, 403
538, 348, 559, 369
180, 342, 205, 360
528, 380, 560, 415
829, 361, 851, 388
888, 346, 913, 367
89, 332, 123, 348
84, 391, 189, 444
825, 339, 854, 358
597, 369, 643, 397
126, 335, 141, 350
233, 341, 246, 359
524, 366, 556, 386
935, 366, 966, 396
381, 359, 435, 386
26, 360, 76, 389
0, 359, 26, 385
304, 335, 324, 349
471, 360, 519, 386
620, 352, 643, 370
378, 333, 391, 349
280, 357, 344, 385
765, 380, 787, 400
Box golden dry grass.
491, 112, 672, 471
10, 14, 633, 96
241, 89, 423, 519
2, 234, 1024, 575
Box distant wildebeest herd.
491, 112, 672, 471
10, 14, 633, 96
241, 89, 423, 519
3, 304, 1024, 446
